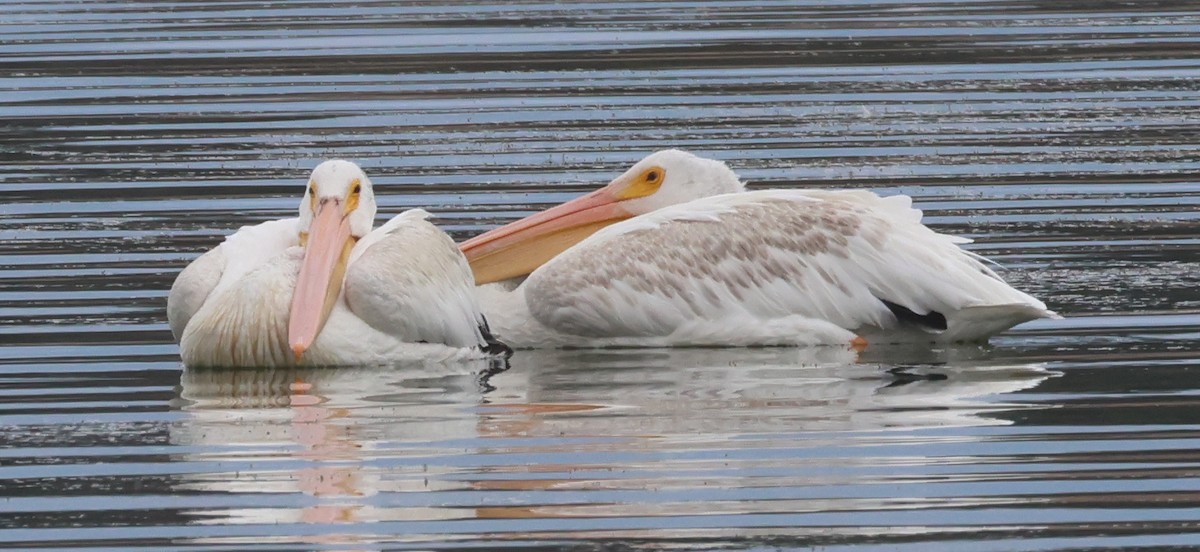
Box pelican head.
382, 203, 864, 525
461, 149, 744, 284
289, 160, 377, 360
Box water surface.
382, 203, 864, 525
3, 0, 1200, 549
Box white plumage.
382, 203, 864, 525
168, 160, 506, 368
462, 150, 1057, 349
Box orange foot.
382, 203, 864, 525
850, 335, 869, 352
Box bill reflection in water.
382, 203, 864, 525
169, 348, 1054, 544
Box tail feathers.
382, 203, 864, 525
941, 303, 1058, 343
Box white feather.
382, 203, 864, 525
169, 163, 501, 368
168, 218, 298, 342
344, 209, 490, 349
481, 189, 1055, 348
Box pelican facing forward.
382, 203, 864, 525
462, 150, 1057, 348
168, 160, 508, 367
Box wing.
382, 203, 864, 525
521, 190, 1053, 342
345, 210, 504, 352
166, 217, 301, 341
167, 246, 226, 341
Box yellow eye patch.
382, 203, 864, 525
345, 178, 361, 213
615, 166, 665, 200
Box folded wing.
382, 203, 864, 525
167, 218, 300, 341
521, 190, 1053, 343
345, 210, 502, 351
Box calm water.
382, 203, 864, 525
3, 1, 1200, 549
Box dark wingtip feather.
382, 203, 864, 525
880, 299, 948, 331
478, 315, 513, 358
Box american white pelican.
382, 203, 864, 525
168, 160, 509, 368
460, 150, 1057, 348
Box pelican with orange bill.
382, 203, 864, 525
461, 149, 1057, 349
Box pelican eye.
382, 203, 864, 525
616, 166, 667, 200
345, 178, 363, 212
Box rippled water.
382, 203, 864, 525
3, 0, 1200, 549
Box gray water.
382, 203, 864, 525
3, 1, 1200, 550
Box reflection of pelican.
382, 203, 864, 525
172, 362, 499, 531
167, 160, 507, 368
468, 349, 1057, 524
170, 349, 1054, 542
462, 150, 1056, 348
490, 348, 1056, 436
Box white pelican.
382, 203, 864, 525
168, 160, 509, 368
460, 150, 1057, 348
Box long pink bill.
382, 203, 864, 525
458, 188, 632, 285
288, 199, 352, 360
